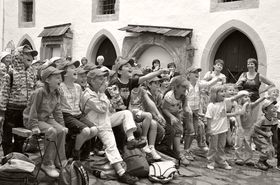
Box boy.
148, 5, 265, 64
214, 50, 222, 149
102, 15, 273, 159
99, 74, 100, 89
184, 67, 222, 161
23, 66, 68, 178
2, 45, 37, 155
60, 60, 98, 160
81, 68, 140, 184
252, 99, 277, 171
107, 58, 168, 150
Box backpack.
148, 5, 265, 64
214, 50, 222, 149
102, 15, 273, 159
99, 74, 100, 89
148, 161, 178, 184
0, 152, 37, 185
122, 146, 149, 178
59, 159, 89, 185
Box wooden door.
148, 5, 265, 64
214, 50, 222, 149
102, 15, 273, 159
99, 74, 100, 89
214, 30, 257, 83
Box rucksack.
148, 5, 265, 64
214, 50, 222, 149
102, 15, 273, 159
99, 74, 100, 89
59, 159, 89, 185
122, 145, 149, 178
148, 161, 178, 184
0, 152, 37, 185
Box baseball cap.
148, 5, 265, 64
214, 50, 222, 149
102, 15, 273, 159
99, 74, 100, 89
16, 45, 38, 57
186, 66, 202, 74
262, 99, 277, 112
41, 66, 64, 82
0, 51, 11, 62
87, 68, 109, 79
76, 67, 88, 74
60, 60, 80, 70
112, 58, 135, 73
31, 59, 43, 66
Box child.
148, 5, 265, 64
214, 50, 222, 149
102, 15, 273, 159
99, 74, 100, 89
252, 99, 277, 171
59, 60, 98, 160
81, 57, 88, 67
203, 59, 226, 85
162, 75, 191, 166
2, 46, 37, 155
235, 91, 266, 165
205, 85, 247, 170
23, 66, 68, 178
184, 67, 222, 161
107, 57, 168, 151
129, 70, 161, 160
80, 68, 140, 184
75, 67, 88, 91
167, 62, 180, 80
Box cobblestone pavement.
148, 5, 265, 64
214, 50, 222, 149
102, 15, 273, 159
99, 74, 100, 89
1, 143, 280, 185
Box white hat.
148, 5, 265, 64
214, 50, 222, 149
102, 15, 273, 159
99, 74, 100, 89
0, 51, 11, 62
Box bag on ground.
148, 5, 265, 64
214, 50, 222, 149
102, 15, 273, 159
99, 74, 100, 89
122, 145, 149, 178
149, 161, 178, 184
0, 152, 37, 185
59, 159, 89, 185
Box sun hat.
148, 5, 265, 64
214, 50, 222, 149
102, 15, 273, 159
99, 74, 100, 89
87, 68, 109, 79
262, 99, 277, 112
0, 51, 11, 62
41, 66, 64, 82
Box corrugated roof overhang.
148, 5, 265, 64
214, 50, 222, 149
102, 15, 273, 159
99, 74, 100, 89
119, 24, 192, 37
38, 23, 72, 37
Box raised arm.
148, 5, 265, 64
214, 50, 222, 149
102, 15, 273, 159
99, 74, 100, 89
139, 68, 168, 84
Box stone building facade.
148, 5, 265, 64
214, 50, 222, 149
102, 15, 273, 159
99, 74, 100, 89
1, 0, 280, 88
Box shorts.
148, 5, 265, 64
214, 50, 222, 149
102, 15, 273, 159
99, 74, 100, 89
63, 113, 95, 135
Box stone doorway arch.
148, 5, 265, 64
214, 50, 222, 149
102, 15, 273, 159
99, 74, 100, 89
201, 19, 267, 76
86, 29, 120, 67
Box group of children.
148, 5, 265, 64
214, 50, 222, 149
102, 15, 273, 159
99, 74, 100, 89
0, 46, 279, 184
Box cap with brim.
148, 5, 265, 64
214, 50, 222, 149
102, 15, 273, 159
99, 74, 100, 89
76, 67, 88, 74
112, 58, 135, 73
0, 51, 11, 62
60, 60, 80, 70
41, 66, 64, 82
262, 99, 277, 112
186, 66, 202, 74
20, 45, 38, 57
87, 68, 109, 79
31, 59, 43, 66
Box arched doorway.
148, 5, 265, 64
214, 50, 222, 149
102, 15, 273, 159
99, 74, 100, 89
137, 45, 173, 68
20, 39, 33, 49
214, 30, 257, 83
95, 38, 117, 69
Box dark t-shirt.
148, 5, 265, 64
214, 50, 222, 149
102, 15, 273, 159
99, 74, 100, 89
106, 77, 139, 111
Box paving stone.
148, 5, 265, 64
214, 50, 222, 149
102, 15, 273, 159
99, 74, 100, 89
196, 180, 212, 185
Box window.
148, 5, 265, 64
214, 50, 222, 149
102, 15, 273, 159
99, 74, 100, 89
210, 0, 259, 12
92, 0, 119, 22
18, 0, 35, 27
98, 0, 116, 15
222, 0, 241, 2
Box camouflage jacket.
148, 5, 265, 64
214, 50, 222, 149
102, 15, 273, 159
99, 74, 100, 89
7, 60, 36, 109
0, 74, 10, 115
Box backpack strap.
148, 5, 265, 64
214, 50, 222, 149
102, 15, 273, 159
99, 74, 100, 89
73, 161, 89, 185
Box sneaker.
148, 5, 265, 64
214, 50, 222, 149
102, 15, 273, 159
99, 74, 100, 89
127, 139, 147, 150
150, 148, 161, 160
72, 149, 80, 161
142, 144, 152, 153
180, 156, 190, 166
235, 159, 245, 166
255, 161, 268, 171
220, 162, 232, 170
118, 172, 139, 184
200, 146, 209, 152
184, 150, 195, 161
41, 164, 59, 178
275, 166, 280, 171
207, 162, 215, 170
263, 161, 273, 169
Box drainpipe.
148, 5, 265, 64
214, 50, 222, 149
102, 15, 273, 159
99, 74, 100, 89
1, 0, 5, 50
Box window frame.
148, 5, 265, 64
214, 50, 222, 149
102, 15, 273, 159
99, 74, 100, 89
92, 0, 119, 22
210, 0, 259, 12
18, 0, 35, 27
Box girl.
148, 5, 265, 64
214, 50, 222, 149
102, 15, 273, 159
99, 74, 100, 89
205, 85, 247, 170
203, 59, 226, 85
235, 91, 266, 165
152, 59, 161, 72
23, 66, 68, 178
162, 75, 191, 166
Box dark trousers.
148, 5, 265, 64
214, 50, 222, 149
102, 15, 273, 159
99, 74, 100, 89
2, 108, 25, 155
